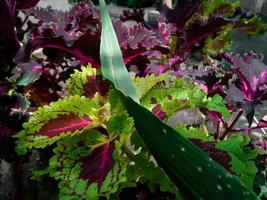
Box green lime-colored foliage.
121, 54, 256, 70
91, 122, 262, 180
174, 125, 214, 142
202, 0, 239, 18
235, 16, 267, 35
204, 32, 233, 55
14, 0, 263, 199
16, 94, 108, 154
29, 102, 134, 199
66, 65, 97, 96
140, 77, 230, 118
216, 135, 258, 189
48, 132, 127, 199
134, 73, 169, 99
99, 0, 258, 199
127, 132, 182, 199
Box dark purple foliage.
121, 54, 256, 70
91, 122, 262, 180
0, 82, 12, 95
83, 75, 110, 98
156, 0, 265, 64
0, 93, 30, 137
80, 143, 115, 186
14, 4, 101, 67
120, 9, 145, 24
194, 52, 267, 138
14, 2, 173, 78
25, 67, 66, 105
0, 0, 39, 69
114, 20, 172, 74
190, 139, 231, 170
156, 0, 231, 58
178, 15, 230, 57
226, 52, 267, 125
196, 71, 233, 98
156, 0, 203, 29
11, 61, 43, 86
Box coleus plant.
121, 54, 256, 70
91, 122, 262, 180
9, 1, 173, 105
0, 0, 266, 199
99, 1, 261, 199
152, 0, 266, 74
15, 65, 259, 199
8, 0, 265, 107
0, 0, 40, 76
14, 1, 265, 200
153, 0, 267, 148
190, 52, 267, 142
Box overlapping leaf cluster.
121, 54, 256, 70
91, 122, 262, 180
0, 0, 267, 199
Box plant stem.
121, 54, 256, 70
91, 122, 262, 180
16, 15, 29, 34
220, 110, 243, 140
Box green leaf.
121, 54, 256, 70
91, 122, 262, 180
133, 73, 169, 99
128, 152, 182, 198
204, 32, 232, 55
13, 61, 42, 86
106, 111, 134, 142
205, 94, 230, 117
202, 0, 239, 18
234, 16, 267, 36
174, 125, 214, 142
48, 131, 127, 199
216, 135, 258, 189
99, 0, 139, 103
99, 0, 257, 199
16, 95, 108, 154
74, 179, 87, 195
66, 65, 96, 96
120, 93, 257, 199
128, 132, 182, 198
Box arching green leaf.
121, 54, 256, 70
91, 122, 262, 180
99, 0, 139, 103
99, 0, 258, 199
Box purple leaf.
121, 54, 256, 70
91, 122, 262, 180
178, 15, 230, 56
0, 123, 16, 137
120, 9, 145, 23
0, 0, 40, 66
226, 85, 245, 103
25, 68, 65, 105
37, 114, 92, 138
79, 143, 115, 186
114, 21, 171, 75
0, 82, 11, 95
0, 93, 30, 137
156, 0, 203, 29
0, 1, 20, 65
83, 75, 110, 98
14, 29, 101, 67
152, 104, 167, 120
15, 3, 171, 76
256, 119, 267, 129
190, 139, 231, 170
11, 61, 42, 86
15, 3, 101, 67
17, 0, 39, 9
228, 52, 267, 103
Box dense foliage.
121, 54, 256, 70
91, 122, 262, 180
0, 0, 267, 199
69, 0, 154, 8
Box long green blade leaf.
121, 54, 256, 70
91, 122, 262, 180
99, 0, 257, 199
119, 93, 257, 200
99, 0, 139, 103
